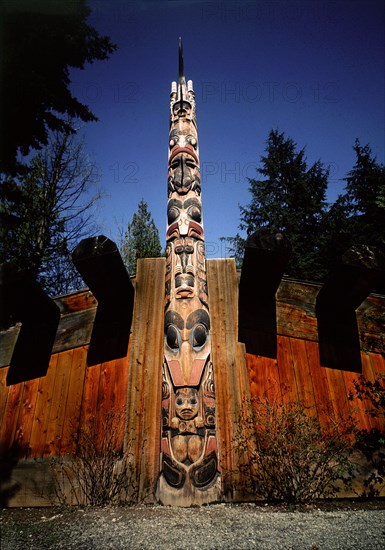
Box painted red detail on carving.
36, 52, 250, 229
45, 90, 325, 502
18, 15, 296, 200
162, 437, 170, 455
168, 359, 184, 386
169, 146, 199, 164
206, 435, 217, 454
190, 359, 206, 386
187, 221, 204, 239
176, 289, 194, 298
166, 222, 180, 240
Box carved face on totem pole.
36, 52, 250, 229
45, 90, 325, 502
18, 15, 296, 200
160, 40, 219, 498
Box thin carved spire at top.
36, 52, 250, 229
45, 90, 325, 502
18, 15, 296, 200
178, 37, 184, 82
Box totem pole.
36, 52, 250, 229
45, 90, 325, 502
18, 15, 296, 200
158, 39, 220, 505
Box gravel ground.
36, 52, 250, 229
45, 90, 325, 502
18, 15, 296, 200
1, 501, 385, 550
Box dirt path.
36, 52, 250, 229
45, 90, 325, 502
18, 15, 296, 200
1, 502, 385, 549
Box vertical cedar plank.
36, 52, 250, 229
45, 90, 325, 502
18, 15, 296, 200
60, 346, 88, 455
207, 259, 251, 500
79, 362, 101, 438
246, 353, 264, 400
95, 359, 117, 450
125, 258, 165, 502
276, 336, 298, 404
260, 356, 281, 403
0, 380, 24, 456
290, 338, 316, 412
370, 353, 385, 377
13, 377, 40, 456
360, 352, 381, 431
28, 354, 58, 457
342, 364, 371, 431
324, 365, 351, 421
113, 355, 130, 451
305, 341, 334, 426
0, 367, 9, 433
43, 350, 73, 457
369, 353, 385, 431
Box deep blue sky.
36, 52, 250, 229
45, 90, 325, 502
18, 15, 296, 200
70, 0, 385, 258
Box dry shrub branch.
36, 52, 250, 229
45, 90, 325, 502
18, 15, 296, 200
51, 408, 138, 506
234, 398, 356, 503
349, 373, 385, 497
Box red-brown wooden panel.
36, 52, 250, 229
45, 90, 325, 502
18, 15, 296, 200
0, 367, 9, 431
59, 346, 88, 455
342, 368, 372, 432
290, 338, 316, 412
13, 377, 40, 456
276, 336, 298, 403
43, 350, 73, 457
260, 355, 281, 403
369, 352, 385, 377
113, 354, 130, 450
95, 359, 117, 450
79, 362, 101, 438
305, 341, 333, 426
246, 353, 264, 400
0, 380, 24, 456
28, 354, 59, 457
324, 365, 351, 422
361, 352, 383, 432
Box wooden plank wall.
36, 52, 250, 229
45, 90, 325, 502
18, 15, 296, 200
206, 259, 253, 500
125, 258, 165, 504
0, 347, 130, 460
246, 336, 385, 432
0, 258, 384, 505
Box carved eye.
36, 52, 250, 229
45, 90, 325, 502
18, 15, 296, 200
188, 205, 201, 223
169, 132, 179, 148
191, 323, 208, 350
185, 244, 194, 255
167, 206, 179, 224
189, 397, 197, 405
176, 397, 184, 406
185, 158, 196, 169
166, 325, 181, 350
187, 135, 197, 148
170, 158, 180, 170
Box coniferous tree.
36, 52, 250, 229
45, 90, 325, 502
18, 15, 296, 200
1, 0, 116, 175
232, 129, 329, 281
0, 128, 101, 296
120, 200, 162, 275
343, 140, 385, 253
320, 140, 385, 291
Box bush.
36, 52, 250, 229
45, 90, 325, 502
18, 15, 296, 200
51, 408, 138, 506
349, 373, 385, 497
235, 398, 355, 503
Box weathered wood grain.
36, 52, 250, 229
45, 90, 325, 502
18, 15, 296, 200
324, 365, 351, 421
290, 338, 316, 411
95, 359, 117, 450
1, 279, 383, 373
0, 367, 9, 428
0, 379, 24, 456
59, 346, 88, 455
28, 355, 59, 457
304, 341, 334, 426
113, 355, 130, 450
125, 258, 165, 503
13, 377, 40, 456
79, 361, 101, 441
276, 336, 298, 404
43, 351, 73, 457
207, 259, 252, 500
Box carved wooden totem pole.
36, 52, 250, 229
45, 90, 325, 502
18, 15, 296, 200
158, 39, 220, 505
